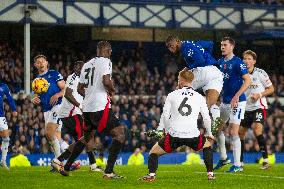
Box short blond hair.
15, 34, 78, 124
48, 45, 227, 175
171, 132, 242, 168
179, 69, 194, 83
243, 50, 257, 60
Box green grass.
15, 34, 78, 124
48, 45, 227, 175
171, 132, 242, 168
1, 164, 284, 189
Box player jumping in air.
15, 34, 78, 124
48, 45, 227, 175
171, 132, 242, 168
166, 35, 223, 134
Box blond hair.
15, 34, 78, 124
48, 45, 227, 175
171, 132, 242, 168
243, 50, 257, 60
179, 69, 194, 83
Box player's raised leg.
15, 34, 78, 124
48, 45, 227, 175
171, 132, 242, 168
206, 89, 222, 135
214, 104, 231, 170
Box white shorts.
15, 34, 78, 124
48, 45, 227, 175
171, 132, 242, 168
220, 101, 246, 125
44, 105, 62, 132
0, 117, 8, 132
192, 65, 223, 94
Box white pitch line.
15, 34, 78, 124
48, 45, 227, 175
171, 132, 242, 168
194, 171, 284, 180
160, 171, 184, 173
4, 169, 89, 173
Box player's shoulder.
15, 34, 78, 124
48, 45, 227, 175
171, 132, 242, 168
232, 56, 243, 64
190, 88, 205, 99
47, 69, 61, 77
67, 73, 77, 81
47, 69, 59, 74
254, 67, 267, 74
181, 40, 194, 48
0, 83, 8, 90
217, 57, 224, 63
171, 87, 203, 98
86, 57, 111, 65
97, 57, 111, 65
167, 90, 176, 98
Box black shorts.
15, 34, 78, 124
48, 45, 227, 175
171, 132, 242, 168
83, 109, 120, 135
61, 114, 84, 141
158, 133, 206, 153
241, 108, 267, 129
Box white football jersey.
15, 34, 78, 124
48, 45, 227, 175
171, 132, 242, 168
79, 57, 112, 112
245, 67, 272, 111
58, 73, 83, 118
158, 87, 211, 138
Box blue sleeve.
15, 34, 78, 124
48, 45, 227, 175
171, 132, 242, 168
53, 71, 64, 82
196, 41, 214, 54
237, 60, 248, 76
3, 84, 16, 112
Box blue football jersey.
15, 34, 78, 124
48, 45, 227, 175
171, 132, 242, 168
0, 83, 16, 117
181, 40, 217, 70
218, 56, 248, 104
36, 70, 63, 112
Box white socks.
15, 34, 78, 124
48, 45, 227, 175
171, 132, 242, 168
231, 135, 241, 167
48, 136, 61, 158
218, 131, 227, 160
1, 137, 9, 163
90, 163, 97, 169
210, 104, 220, 121
60, 139, 69, 153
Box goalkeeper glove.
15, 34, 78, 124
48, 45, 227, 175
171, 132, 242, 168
146, 130, 164, 139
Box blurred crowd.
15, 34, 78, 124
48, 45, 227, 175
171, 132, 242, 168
0, 41, 283, 155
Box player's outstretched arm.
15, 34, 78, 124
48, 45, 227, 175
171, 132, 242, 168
4, 84, 17, 116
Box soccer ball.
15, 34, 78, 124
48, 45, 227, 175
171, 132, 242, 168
32, 78, 49, 94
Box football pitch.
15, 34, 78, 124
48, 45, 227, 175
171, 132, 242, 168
1, 164, 284, 189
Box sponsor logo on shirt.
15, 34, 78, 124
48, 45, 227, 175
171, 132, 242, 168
240, 63, 247, 70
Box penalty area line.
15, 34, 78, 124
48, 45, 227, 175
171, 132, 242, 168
194, 171, 284, 180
